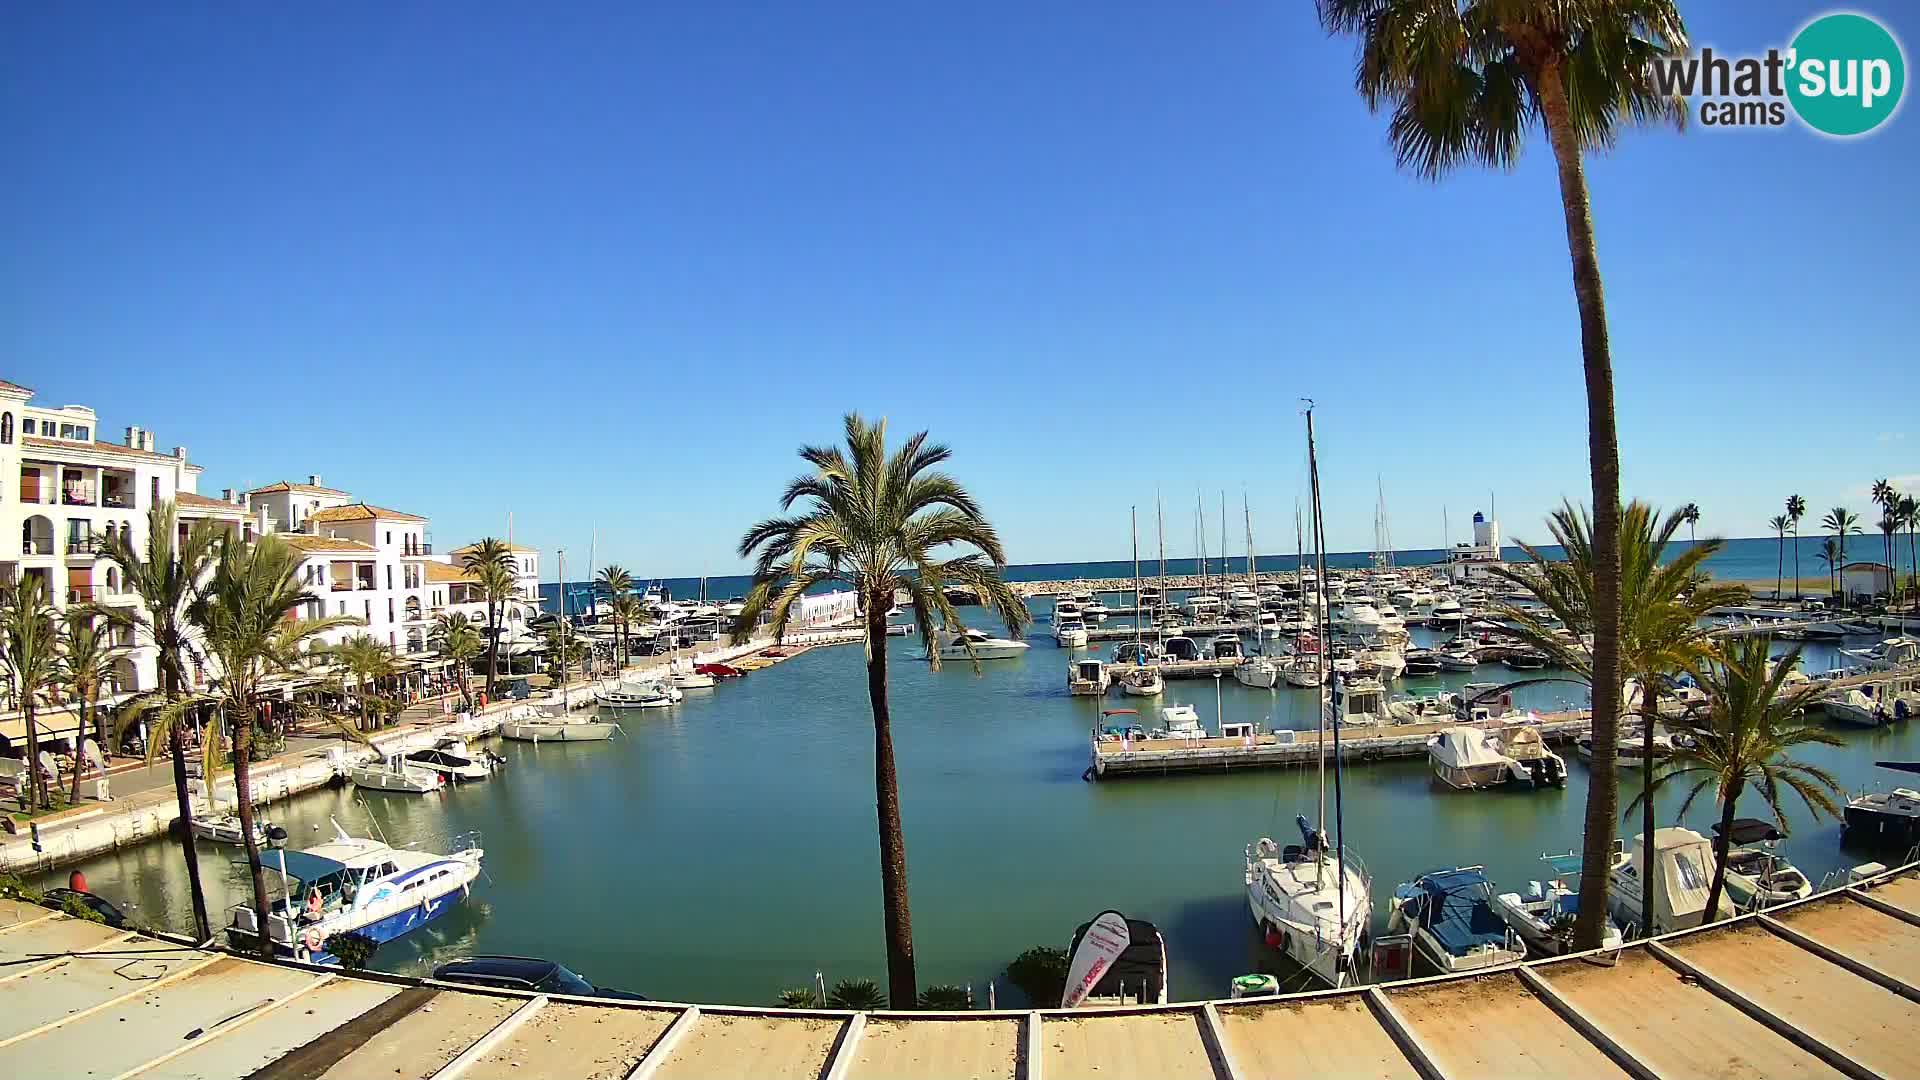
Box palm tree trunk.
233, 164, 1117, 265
1704, 779, 1744, 925
1775, 534, 1783, 600
865, 593, 916, 1006
1539, 59, 1624, 953
1640, 685, 1659, 933
1792, 526, 1801, 598
69, 693, 89, 805
485, 606, 500, 702
166, 688, 212, 941
229, 704, 275, 958
23, 701, 42, 812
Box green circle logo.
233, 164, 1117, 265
1787, 13, 1906, 136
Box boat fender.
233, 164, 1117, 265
304, 927, 324, 953
1265, 924, 1286, 952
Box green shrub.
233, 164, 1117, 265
1005, 946, 1070, 1008
916, 984, 971, 1010
776, 986, 821, 1008
0, 874, 44, 904
325, 930, 378, 970
825, 978, 886, 1010
59, 893, 105, 924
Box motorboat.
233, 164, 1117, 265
1840, 636, 1920, 671
1499, 726, 1568, 787
1390, 692, 1456, 724
1082, 600, 1111, 623
1181, 594, 1224, 620
1068, 658, 1111, 696
1160, 636, 1201, 662
1401, 649, 1442, 677
1063, 913, 1169, 1007
1209, 635, 1244, 661
228, 821, 483, 964
192, 812, 273, 846
1843, 787, 1920, 847
1607, 828, 1734, 935
1338, 603, 1387, 636
1234, 656, 1280, 689
1119, 665, 1164, 697
1713, 819, 1812, 910
1359, 643, 1405, 681
1426, 599, 1467, 632
350, 756, 445, 794
406, 738, 500, 782
1493, 852, 1625, 957
1055, 618, 1090, 648
931, 627, 1031, 661
1427, 728, 1514, 790
668, 658, 716, 689
1156, 704, 1207, 739
1246, 818, 1371, 988
1824, 688, 1884, 727
1254, 611, 1282, 639
595, 679, 681, 709
501, 710, 621, 742
1576, 731, 1675, 765
1053, 598, 1085, 623
1228, 587, 1261, 615
1502, 650, 1550, 671
694, 662, 745, 678
1388, 867, 1527, 974
1437, 644, 1480, 672
1336, 674, 1390, 727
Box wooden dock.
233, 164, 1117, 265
4, 864, 1920, 1079
1090, 712, 1593, 778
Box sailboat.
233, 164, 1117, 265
1234, 496, 1280, 689
1245, 405, 1371, 988
1119, 508, 1164, 697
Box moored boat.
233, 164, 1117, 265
1387, 866, 1527, 974
502, 710, 621, 742
1492, 852, 1624, 957
350, 756, 445, 794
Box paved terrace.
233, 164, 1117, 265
3, 863, 1919, 1080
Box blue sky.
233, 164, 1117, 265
4, 2, 1915, 577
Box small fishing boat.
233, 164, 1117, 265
1607, 828, 1734, 935
228, 821, 484, 964
350, 756, 445, 794
1068, 657, 1110, 696
1824, 688, 1883, 727
1427, 727, 1514, 790
406, 737, 500, 782
192, 812, 274, 846
501, 711, 621, 742
1492, 852, 1624, 957
1388, 867, 1528, 974
595, 679, 680, 709
1502, 650, 1550, 671
1713, 819, 1812, 909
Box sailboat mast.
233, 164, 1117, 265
1132, 507, 1143, 654
1195, 491, 1206, 596
1220, 491, 1228, 595
1305, 411, 1327, 857
1156, 495, 1167, 646
1306, 405, 1346, 932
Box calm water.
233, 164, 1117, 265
47, 609, 1918, 1006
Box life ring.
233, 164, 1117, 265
304, 927, 324, 953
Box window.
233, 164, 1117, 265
76, 426, 89, 441
20, 418, 33, 435
0, 412, 10, 443
243, 524, 254, 542
339, 600, 347, 617
151, 477, 160, 503
1674, 852, 1709, 891
387, 598, 394, 622
66, 519, 86, 547
363, 599, 371, 621
386, 566, 392, 590
385, 531, 392, 545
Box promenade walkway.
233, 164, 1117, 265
1, 862, 1916, 1078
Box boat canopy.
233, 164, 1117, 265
1431, 728, 1507, 769
1541, 853, 1585, 877
1407, 869, 1508, 957
267, 850, 349, 883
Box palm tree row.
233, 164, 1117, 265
460, 539, 518, 703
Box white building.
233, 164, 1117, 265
431, 543, 545, 657
1840, 561, 1895, 602
243, 479, 438, 656
0, 380, 247, 750
1446, 511, 1503, 585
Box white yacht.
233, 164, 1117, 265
1843, 786, 1920, 847
1824, 687, 1884, 727
1082, 600, 1111, 623
1336, 675, 1390, 727
405, 737, 499, 782
1714, 819, 1812, 910
350, 755, 445, 794
192, 812, 273, 846
1182, 593, 1224, 621
1493, 852, 1625, 956
1388, 867, 1528, 974
1067, 657, 1110, 696
1246, 820, 1371, 988
501, 709, 621, 742
228, 822, 483, 964
1427, 598, 1467, 632
1157, 704, 1207, 739
931, 627, 1031, 661
1119, 665, 1164, 697
1607, 828, 1734, 935
1054, 618, 1090, 648
1234, 655, 1280, 689
668, 658, 716, 689
1840, 636, 1920, 671
1053, 598, 1085, 623
1228, 587, 1261, 614
595, 678, 681, 709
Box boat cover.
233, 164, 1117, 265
1068, 916, 1164, 1002
1415, 869, 1509, 956
1713, 818, 1784, 845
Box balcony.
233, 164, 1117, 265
331, 581, 352, 592
402, 541, 434, 556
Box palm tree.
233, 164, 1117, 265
1816, 537, 1841, 595
97, 500, 221, 941
331, 634, 398, 730
1821, 507, 1861, 600
429, 613, 483, 710
733, 414, 1027, 1005
609, 595, 645, 669
1786, 494, 1807, 599
1494, 502, 1745, 945
460, 539, 515, 701
1878, 513, 1902, 604
0, 579, 61, 811
1636, 636, 1843, 924
1900, 494, 1920, 601
56, 606, 126, 803
190, 533, 359, 957
1767, 514, 1789, 600
1314, 0, 1686, 947
1680, 503, 1701, 546
542, 626, 588, 694
1871, 480, 1897, 598
596, 565, 634, 667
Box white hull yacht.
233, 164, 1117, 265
1119, 665, 1164, 697
1234, 656, 1280, 689
1246, 820, 1371, 988
501, 709, 621, 742
1388, 867, 1527, 974
932, 627, 1031, 661
350, 756, 445, 794
595, 679, 681, 709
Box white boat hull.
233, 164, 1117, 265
501, 720, 620, 742
1234, 661, 1280, 689
935, 643, 1030, 661
350, 766, 443, 794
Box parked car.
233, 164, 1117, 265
431, 955, 645, 1000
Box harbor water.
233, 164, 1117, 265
44, 609, 1918, 1005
